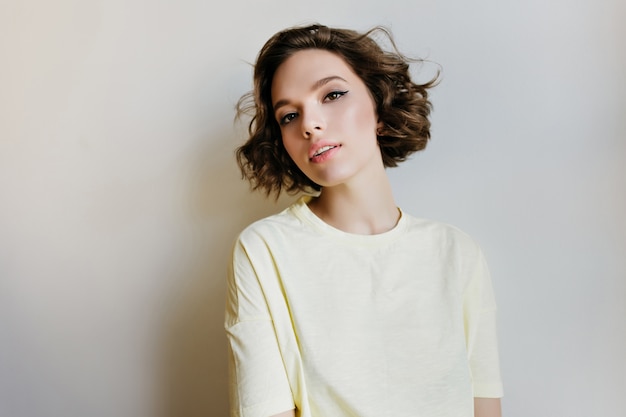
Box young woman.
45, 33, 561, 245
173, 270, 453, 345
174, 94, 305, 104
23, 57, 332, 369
225, 23, 503, 417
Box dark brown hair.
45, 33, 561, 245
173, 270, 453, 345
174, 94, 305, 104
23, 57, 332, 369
235, 23, 439, 198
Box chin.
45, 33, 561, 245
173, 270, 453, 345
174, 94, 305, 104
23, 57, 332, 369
311, 178, 349, 189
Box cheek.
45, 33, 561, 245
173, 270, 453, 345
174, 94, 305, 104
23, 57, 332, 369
343, 100, 378, 132
281, 136, 303, 164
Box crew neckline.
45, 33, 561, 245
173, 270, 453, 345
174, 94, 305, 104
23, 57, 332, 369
289, 195, 408, 245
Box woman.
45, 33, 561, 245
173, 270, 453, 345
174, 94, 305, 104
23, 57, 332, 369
225, 23, 503, 417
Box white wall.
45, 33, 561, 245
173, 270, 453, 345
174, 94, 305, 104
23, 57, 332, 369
1, 1, 624, 416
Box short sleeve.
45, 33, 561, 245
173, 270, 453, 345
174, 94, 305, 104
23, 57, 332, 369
462, 247, 504, 398
224, 238, 295, 417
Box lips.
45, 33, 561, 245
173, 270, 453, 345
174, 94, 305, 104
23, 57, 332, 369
313, 145, 336, 157
309, 142, 341, 161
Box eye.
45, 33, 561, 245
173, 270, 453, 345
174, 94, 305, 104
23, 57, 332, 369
325, 90, 348, 101
279, 112, 297, 126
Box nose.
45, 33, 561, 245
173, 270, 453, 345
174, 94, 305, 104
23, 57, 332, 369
301, 105, 326, 139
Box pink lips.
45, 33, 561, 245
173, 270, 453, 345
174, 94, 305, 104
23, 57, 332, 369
309, 142, 341, 163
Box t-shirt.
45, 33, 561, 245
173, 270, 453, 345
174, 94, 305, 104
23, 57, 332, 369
225, 196, 503, 417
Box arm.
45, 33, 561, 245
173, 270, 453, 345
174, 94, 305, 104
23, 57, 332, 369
270, 410, 295, 417
464, 248, 504, 406
474, 398, 502, 417
226, 238, 295, 416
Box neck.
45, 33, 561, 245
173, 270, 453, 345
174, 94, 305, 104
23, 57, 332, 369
308, 171, 399, 235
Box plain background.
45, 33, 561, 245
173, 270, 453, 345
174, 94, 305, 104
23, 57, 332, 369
1, 0, 624, 416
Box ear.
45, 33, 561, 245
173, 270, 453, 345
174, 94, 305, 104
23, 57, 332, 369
376, 120, 384, 135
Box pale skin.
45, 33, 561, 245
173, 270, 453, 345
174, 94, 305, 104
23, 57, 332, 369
272, 49, 397, 235
266, 49, 502, 417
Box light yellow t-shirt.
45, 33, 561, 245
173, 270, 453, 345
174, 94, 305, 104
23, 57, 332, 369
225, 197, 503, 417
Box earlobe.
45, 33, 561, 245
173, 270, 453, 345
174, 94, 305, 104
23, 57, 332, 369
376, 121, 384, 136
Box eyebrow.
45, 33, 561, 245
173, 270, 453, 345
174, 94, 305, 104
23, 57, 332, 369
273, 75, 348, 113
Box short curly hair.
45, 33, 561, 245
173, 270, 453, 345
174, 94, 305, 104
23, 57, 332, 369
235, 23, 439, 198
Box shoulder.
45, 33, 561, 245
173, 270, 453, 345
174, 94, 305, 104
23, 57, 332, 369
402, 212, 485, 258
401, 214, 492, 294
402, 212, 480, 245
234, 201, 309, 249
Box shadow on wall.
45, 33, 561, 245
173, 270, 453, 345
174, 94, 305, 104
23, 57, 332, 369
157, 126, 293, 417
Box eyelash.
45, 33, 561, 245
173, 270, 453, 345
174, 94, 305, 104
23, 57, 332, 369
325, 90, 348, 101
278, 90, 349, 126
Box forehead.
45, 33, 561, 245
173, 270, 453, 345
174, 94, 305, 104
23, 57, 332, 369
271, 49, 359, 97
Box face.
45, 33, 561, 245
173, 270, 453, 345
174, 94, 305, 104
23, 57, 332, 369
271, 49, 383, 189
